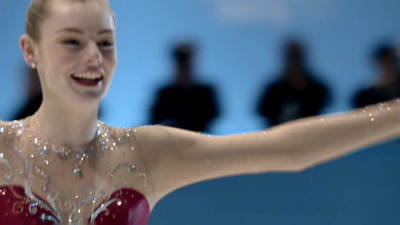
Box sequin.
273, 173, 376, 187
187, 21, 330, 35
73, 168, 82, 177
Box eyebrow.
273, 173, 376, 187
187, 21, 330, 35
56, 27, 114, 35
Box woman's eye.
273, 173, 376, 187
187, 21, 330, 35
63, 40, 80, 46
98, 41, 114, 49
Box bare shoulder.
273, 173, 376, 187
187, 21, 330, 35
100, 123, 170, 139
105, 124, 208, 155
130, 125, 203, 146
129, 125, 199, 158
128, 125, 172, 147
100, 124, 176, 149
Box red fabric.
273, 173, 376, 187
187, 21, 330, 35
0, 185, 150, 225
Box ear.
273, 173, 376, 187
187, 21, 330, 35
20, 34, 38, 68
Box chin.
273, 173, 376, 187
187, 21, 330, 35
82, 93, 104, 103
70, 91, 104, 107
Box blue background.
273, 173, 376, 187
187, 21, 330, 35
1, 0, 400, 224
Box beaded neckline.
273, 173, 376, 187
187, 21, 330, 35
25, 119, 104, 178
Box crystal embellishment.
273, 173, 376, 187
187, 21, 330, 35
73, 167, 82, 177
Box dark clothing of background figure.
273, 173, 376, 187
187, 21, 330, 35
258, 74, 329, 126
353, 76, 400, 108
14, 93, 43, 120
150, 83, 219, 132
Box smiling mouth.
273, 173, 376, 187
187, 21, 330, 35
71, 73, 104, 86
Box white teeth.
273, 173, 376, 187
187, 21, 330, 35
72, 73, 102, 80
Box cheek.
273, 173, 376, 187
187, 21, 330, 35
44, 47, 77, 71
56, 50, 80, 65
104, 52, 117, 69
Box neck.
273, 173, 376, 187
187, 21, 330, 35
176, 69, 193, 86
33, 100, 100, 148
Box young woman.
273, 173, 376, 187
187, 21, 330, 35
0, 0, 399, 224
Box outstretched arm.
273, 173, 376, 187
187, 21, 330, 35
134, 100, 400, 203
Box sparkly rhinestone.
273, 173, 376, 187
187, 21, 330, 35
0, 127, 4, 133
73, 168, 82, 177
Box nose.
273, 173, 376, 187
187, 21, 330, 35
84, 41, 102, 66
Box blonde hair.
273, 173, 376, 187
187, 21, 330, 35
26, 0, 116, 42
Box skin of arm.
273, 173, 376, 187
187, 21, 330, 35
135, 99, 400, 204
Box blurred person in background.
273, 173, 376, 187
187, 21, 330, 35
149, 43, 219, 132
13, 66, 42, 120
257, 39, 330, 127
353, 43, 400, 108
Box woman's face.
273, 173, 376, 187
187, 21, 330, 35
34, 0, 117, 106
